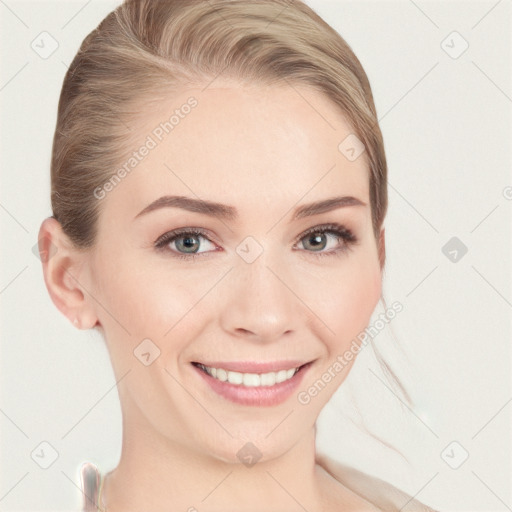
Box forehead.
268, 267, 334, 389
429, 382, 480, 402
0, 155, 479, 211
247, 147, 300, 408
102, 82, 370, 219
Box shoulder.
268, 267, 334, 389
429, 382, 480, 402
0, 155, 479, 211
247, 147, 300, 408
316, 454, 439, 512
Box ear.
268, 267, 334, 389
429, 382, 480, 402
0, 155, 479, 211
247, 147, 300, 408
378, 227, 386, 270
37, 217, 99, 330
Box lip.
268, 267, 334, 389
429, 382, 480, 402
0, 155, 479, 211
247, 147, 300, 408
191, 360, 309, 373
191, 361, 313, 407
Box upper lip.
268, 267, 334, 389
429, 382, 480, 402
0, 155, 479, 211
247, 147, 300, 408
192, 360, 312, 373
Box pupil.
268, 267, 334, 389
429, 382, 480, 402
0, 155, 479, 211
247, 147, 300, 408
307, 233, 326, 251
179, 236, 199, 253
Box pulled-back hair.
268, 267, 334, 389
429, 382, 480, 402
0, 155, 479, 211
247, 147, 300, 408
52, 0, 386, 250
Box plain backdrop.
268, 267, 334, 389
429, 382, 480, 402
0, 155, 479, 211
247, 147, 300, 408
1, 1, 511, 510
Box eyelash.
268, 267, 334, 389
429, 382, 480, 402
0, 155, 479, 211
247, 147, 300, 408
154, 223, 358, 261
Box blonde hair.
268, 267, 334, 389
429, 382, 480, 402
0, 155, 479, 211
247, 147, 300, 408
51, 0, 412, 444
52, 0, 386, 249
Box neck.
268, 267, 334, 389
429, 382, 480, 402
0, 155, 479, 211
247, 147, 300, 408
101, 405, 326, 511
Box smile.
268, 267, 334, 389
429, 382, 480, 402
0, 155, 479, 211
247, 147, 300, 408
191, 360, 313, 406
194, 362, 300, 387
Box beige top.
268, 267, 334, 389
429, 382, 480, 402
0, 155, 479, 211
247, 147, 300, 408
80, 457, 439, 511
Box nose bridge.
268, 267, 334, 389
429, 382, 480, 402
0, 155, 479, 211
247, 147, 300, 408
218, 243, 299, 341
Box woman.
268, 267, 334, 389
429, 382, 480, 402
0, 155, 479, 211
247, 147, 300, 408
38, 0, 438, 510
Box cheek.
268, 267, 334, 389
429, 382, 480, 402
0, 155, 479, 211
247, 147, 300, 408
318, 256, 382, 351
91, 248, 213, 359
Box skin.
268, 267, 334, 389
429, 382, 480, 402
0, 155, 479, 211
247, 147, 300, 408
40, 82, 385, 511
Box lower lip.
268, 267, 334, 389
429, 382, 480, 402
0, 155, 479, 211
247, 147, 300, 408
191, 362, 312, 407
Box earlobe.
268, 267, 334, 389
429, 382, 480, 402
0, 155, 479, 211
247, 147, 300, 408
38, 217, 98, 329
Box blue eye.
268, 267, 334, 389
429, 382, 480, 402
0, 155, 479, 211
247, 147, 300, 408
154, 223, 358, 261
154, 228, 216, 260
296, 223, 357, 257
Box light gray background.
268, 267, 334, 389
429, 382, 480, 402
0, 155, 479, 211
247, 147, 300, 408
1, 0, 511, 510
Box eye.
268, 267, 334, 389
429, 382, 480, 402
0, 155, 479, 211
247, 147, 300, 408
154, 223, 358, 260
293, 223, 358, 258
154, 228, 217, 260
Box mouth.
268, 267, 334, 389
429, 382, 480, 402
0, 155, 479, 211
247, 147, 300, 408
190, 360, 313, 406
191, 361, 311, 387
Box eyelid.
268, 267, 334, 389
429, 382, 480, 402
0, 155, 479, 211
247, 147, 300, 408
153, 227, 217, 249
292, 222, 356, 245
154, 222, 357, 259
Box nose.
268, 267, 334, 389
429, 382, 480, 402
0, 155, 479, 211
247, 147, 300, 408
217, 253, 301, 344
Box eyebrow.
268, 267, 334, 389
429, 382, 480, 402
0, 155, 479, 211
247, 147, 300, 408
134, 195, 366, 222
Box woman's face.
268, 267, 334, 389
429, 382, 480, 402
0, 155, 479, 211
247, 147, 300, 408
81, 82, 383, 463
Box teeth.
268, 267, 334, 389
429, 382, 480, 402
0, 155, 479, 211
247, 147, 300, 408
260, 371, 276, 386
228, 371, 243, 385
243, 373, 260, 386
198, 364, 299, 387
216, 368, 228, 381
